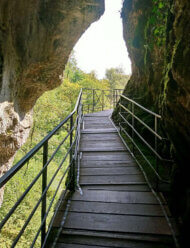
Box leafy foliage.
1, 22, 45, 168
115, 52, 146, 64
105, 67, 130, 90
148, 0, 170, 47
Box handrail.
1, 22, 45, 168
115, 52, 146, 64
0, 87, 122, 248
118, 94, 173, 189
0, 87, 174, 247
0, 89, 82, 189
83, 87, 123, 91
0, 89, 83, 247
120, 94, 161, 118
82, 88, 123, 113
119, 103, 163, 140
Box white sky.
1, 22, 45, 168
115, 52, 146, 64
74, 0, 131, 79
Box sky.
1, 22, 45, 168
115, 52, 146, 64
74, 0, 131, 79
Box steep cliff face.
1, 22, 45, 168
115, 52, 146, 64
113, 0, 190, 243
0, 0, 104, 203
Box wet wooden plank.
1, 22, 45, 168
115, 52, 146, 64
81, 147, 126, 152
61, 229, 174, 245
62, 212, 171, 235
82, 152, 131, 161
81, 140, 125, 147
81, 161, 136, 167
80, 167, 141, 176
81, 184, 150, 192
84, 124, 114, 129
80, 174, 145, 184
58, 234, 174, 248
83, 116, 111, 119
85, 110, 113, 117
72, 190, 158, 204
80, 141, 126, 152
55, 243, 108, 248
84, 120, 112, 124
81, 129, 117, 134
81, 133, 120, 141
68, 201, 165, 216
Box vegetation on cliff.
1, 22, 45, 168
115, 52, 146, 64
112, 0, 190, 245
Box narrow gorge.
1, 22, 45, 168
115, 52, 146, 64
0, 0, 189, 245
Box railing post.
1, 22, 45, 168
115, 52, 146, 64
92, 89, 95, 112
41, 141, 48, 247
116, 90, 117, 106
155, 116, 158, 191
132, 102, 135, 155
70, 115, 73, 164
102, 90, 104, 111
112, 90, 115, 108
119, 97, 122, 133
68, 115, 75, 191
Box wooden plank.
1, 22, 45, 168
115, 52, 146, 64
80, 140, 125, 146
82, 151, 130, 156
84, 122, 112, 126
81, 129, 117, 134
68, 201, 165, 216
61, 229, 174, 245
81, 185, 150, 192
62, 212, 171, 235
80, 141, 125, 149
80, 147, 126, 152
84, 116, 111, 120
81, 161, 136, 167
55, 243, 108, 248
80, 167, 141, 176
72, 190, 158, 204
80, 174, 145, 184
58, 234, 173, 248
84, 120, 113, 124
82, 152, 131, 161
84, 124, 114, 129
84, 110, 113, 117
81, 133, 120, 141
84, 120, 112, 124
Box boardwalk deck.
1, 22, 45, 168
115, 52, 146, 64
52, 110, 176, 248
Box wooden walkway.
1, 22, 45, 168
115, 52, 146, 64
53, 110, 176, 248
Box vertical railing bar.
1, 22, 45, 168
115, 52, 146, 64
155, 116, 158, 191
102, 90, 104, 111
92, 89, 95, 112
41, 141, 48, 247
116, 90, 117, 107
70, 116, 73, 164
132, 102, 135, 155
69, 114, 75, 191
112, 90, 115, 108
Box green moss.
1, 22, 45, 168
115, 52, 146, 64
162, 38, 181, 103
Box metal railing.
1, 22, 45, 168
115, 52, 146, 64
0, 88, 174, 247
119, 94, 173, 191
0, 90, 83, 248
0, 87, 122, 248
82, 88, 123, 113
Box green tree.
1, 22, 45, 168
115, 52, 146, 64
105, 67, 130, 90
64, 51, 84, 83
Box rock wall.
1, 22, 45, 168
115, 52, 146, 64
113, 0, 190, 244
0, 0, 104, 204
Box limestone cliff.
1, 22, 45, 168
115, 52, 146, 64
113, 0, 190, 244
0, 0, 104, 204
